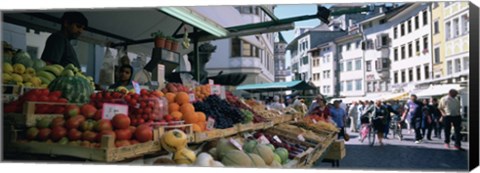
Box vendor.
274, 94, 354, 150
109, 64, 134, 90
41, 11, 88, 68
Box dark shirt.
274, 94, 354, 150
41, 31, 81, 68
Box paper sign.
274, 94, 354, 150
209, 79, 214, 85
229, 138, 243, 151
312, 119, 318, 124
297, 134, 306, 142
220, 86, 226, 100
157, 64, 165, 90
206, 117, 215, 130
257, 135, 270, 144
242, 132, 253, 139
102, 103, 129, 120
189, 93, 196, 102
273, 135, 282, 143
132, 81, 141, 94
294, 118, 299, 122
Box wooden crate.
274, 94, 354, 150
282, 114, 293, 123
152, 123, 194, 143
236, 122, 254, 132
263, 121, 275, 129
283, 147, 316, 168
192, 127, 237, 143
251, 122, 265, 130
323, 139, 346, 160
2, 84, 23, 95
22, 101, 78, 127
8, 127, 163, 162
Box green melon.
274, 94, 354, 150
216, 138, 239, 160
48, 76, 94, 103
252, 144, 275, 165
221, 150, 253, 167
247, 153, 267, 167
242, 140, 258, 153
13, 51, 33, 68
274, 147, 289, 164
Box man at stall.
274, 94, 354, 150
41, 11, 88, 68
330, 100, 346, 139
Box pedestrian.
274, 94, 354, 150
348, 101, 359, 132
362, 100, 374, 119
356, 100, 365, 131
383, 100, 399, 139
421, 99, 434, 141
330, 100, 347, 139
430, 98, 443, 139
401, 94, 424, 144
372, 100, 388, 146
438, 89, 463, 150
269, 95, 286, 110
308, 95, 330, 120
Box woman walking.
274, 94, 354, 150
372, 100, 388, 146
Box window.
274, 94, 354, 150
231, 38, 241, 57
416, 66, 421, 81
446, 21, 451, 39
415, 15, 419, 29
423, 11, 428, 25
463, 57, 469, 70
356, 40, 361, 48
415, 39, 420, 54
401, 45, 406, 59
394, 71, 398, 84
340, 82, 344, 91
339, 45, 343, 52
242, 41, 251, 56
453, 18, 460, 38
347, 81, 353, 91
355, 79, 362, 90
366, 61, 372, 72
408, 42, 413, 57
347, 61, 353, 71
393, 27, 397, 39
302, 56, 308, 65
355, 59, 361, 70
424, 65, 430, 79
423, 36, 429, 51
447, 60, 453, 75
401, 70, 406, 83
462, 14, 469, 34
407, 20, 412, 33
455, 59, 461, 73
401, 23, 405, 36
434, 21, 440, 34
434, 47, 440, 64
339, 62, 344, 72
381, 35, 389, 46
408, 69, 413, 82
346, 43, 351, 51
394, 47, 398, 61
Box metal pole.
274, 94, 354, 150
193, 27, 200, 82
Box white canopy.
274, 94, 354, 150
416, 84, 465, 98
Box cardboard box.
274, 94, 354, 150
323, 139, 346, 160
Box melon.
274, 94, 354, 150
247, 153, 267, 167
208, 147, 218, 160
48, 76, 94, 103
216, 138, 239, 160
252, 144, 275, 165
242, 140, 257, 153
32, 59, 46, 71
221, 150, 253, 167
269, 160, 282, 168
273, 153, 282, 164
173, 148, 196, 164
194, 152, 215, 167
161, 129, 188, 153
13, 50, 33, 68
274, 147, 289, 164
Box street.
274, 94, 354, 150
314, 128, 469, 171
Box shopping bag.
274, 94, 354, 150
344, 131, 350, 141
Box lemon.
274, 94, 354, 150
3, 63, 14, 74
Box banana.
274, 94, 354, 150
38, 76, 52, 85
42, 65, 62, 77
37, 70, 56, 81
52, 64, 64, 72
61, 69, 75, 77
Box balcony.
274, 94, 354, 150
375, 57, 390, 73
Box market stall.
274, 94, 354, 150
2, 6, 345, 168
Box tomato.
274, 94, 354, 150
112, 114, 131, 129
115, 129, 133, 140
80, 120, 96, 131
144, 108, 152, 114
82, 131, 98, 142
134, 125, 152, 142
115, 140, 131, 148
96, 130, 116, 142
50, 126, 67, 142
68, 129, 82, 141
95, 119, 113, 132
50, 117, 65, 128
49, 91, 62, 98
37, 128, 51, 141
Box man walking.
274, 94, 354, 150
402, 94, 424, 144
348, 101, 358, 132
430, 98, 442, 139
383, 101, 399, 139
438, 89, 463, 150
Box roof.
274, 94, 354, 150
286, 30, 347, 51
236, 80, 317, 93
278, 32, 287, 44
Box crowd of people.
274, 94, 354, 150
297, 89, 464, 150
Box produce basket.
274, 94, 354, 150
7, 127, 163, 162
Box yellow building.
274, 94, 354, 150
443, 1, 469, 80
431, 2, 446, 78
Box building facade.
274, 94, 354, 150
443, 1, 469, 81
335, 32, 365, 97
206, 6, 276, 85
431, 2, 446, 78
309, 41, 337, 97
389, 3, 433, 93
274, 32, 289, 82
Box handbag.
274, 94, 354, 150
344, 131, 350, 141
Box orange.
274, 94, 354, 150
196, 112, 206, 123
197, 122, 206, 131
180, 103, 195, 114
168, 103, 180, 114
171, 111, 183, 120
165, 92, 176, 103
175, 92, 190, 105
183, 111, 198, 124
192, 124, 202, 132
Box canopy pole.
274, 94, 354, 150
193, 27, 200, 82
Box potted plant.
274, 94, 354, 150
169, 37, 179, 52
164, 36, 173, 50
151, 31, 166, 48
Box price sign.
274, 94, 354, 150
294, 118, 299, 122
312, 119, 318, 124
189, 93, 196, 102
297, 134, 306, 142
209, 79, 214, 85
229, 138, 243, 151
273, 135, 282, 143
206, 117, 215, 130
257, 135, 270, 144
102, 103, 129, 120
220, 86, 226, 100
132, 81, 141, 94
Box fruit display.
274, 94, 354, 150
193, 95, 244, 129
3, 89, 68, 114
225, 91, 268, 123
161, 82, 189, 93
193, 84, 211, 101
3, 62, 45, 88
251, 131, 310, 161
291, 120, 339, 133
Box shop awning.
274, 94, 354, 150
236, 80, 317, 93
416, 84, 465, 98
329, 96, 366, 104
380, 92, 409, 101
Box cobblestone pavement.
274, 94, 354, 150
313, 127, 469, 172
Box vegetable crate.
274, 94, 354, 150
7, 127, 163, 162
263, 121, 275, 129
322, 139, 346, 160
235, 122, 255, 132
152, 123, 193, 142
6, 101, 77, 128
251, 122, 265, 131
282, 114, 294, 123
192, 127, 237, 143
